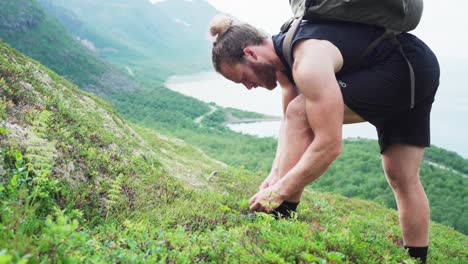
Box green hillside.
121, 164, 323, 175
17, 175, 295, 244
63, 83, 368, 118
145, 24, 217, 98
0, 0, 277, 175
38, 0, 219, 82
0, 0, 139, 97
1, 0, 466, 236
1, 38, 467, 263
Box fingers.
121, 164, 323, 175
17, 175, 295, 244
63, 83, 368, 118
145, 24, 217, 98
249, 194, 273, 213
249, 193, 257, 205
249, 193, 263, 212
249, 201, 270, 213
249, 188, 284, 213
249, 201, 261, 212
259, 181, 269, 190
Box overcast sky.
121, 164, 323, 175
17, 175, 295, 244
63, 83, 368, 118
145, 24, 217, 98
205, 0, 468, 60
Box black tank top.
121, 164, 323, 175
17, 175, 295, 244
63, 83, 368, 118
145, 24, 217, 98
272, 20, 404, 83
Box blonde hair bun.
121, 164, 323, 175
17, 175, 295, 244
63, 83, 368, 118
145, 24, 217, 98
208, 15, 234, 42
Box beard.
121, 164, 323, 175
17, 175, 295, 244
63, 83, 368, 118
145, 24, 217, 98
249, 61, 277, 90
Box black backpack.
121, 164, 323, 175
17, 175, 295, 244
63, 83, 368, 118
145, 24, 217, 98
281, 0, 424, 108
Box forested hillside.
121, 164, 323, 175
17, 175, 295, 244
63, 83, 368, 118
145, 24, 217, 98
0, 0, 138, 97
0, 0, 278, 174
1, 39, 466, 263
38, 0, 219, 82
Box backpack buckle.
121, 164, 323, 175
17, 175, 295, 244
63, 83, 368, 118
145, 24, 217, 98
281, 16, 299, 33
280, 17, 295, 33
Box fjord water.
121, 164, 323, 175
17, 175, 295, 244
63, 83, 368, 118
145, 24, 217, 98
165, 68, 468, 158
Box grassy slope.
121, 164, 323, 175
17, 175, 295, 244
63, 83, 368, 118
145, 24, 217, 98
1, 39, 467, 263
1, 0, 466, 235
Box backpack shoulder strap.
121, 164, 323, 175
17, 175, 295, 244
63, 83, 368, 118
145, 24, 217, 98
281, 16, 303, 69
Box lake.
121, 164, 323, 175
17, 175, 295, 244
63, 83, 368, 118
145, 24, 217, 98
165, 66, 468, 158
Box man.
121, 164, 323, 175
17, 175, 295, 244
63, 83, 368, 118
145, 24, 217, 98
209, 14, 439, 263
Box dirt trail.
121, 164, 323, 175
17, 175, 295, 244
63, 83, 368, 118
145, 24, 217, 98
424, 160, 468, 179
194, 105, 217, 126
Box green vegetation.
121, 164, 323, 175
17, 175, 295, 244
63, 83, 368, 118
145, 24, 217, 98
423, 145, 468, 174
201, 108, 228, 129
38, 0, 218, 82
1, 0, 466, 237
4, 0, 465, 233
1, 37, 466, 263
1, 1, 467, 262
111, 88, 210, 130
0, 0, 277, 173
109, 89, 278, 173
0, 0, 107, 88
224, 107, 266, 119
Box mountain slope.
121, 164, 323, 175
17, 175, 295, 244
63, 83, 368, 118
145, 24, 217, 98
1, 40, 466, 263
0, 0, 137, 97
0, 0, 278, 174
0, 0, 212, 139
38, 0, 220, 81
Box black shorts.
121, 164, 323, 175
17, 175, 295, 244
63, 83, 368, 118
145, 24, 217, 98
338, 33, 440, 153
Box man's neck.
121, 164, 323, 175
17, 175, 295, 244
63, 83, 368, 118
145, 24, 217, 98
264, 38, 287, 73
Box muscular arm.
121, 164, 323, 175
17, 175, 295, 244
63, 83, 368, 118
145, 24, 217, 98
275, 39, 344, 198
260, 72, 299, 189
249, 39, 346, 211
278, 72, 299, 115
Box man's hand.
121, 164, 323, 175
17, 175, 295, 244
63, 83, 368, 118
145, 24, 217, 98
259, 171, 280, 190
249, 184, 286, 213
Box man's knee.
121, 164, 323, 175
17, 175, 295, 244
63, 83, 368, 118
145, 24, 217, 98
381, 145, 424, 192
285, 95, 307, 124
383, 165, 421, 192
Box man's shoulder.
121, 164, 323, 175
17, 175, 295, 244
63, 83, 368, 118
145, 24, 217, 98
293, 39, 344, 74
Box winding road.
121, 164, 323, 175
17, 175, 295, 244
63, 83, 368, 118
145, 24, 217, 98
194, 105, 217, 127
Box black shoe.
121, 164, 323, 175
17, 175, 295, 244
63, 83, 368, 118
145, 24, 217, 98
405, 246, 428, 264
240, 201, 299, 220
270, 201, 299, 219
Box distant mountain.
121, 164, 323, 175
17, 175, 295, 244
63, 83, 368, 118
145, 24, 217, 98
0, 0, 220, 123
0, 0, 138, 97
38, 0, 222, 81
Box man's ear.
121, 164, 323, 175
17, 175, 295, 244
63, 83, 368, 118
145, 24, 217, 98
243, 47, 258, 60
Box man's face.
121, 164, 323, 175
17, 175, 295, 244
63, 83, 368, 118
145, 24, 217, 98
220, 59, 278, 90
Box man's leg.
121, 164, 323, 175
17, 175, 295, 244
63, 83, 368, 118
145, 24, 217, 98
277, 95, 315, 202
381, 144, 429, 262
